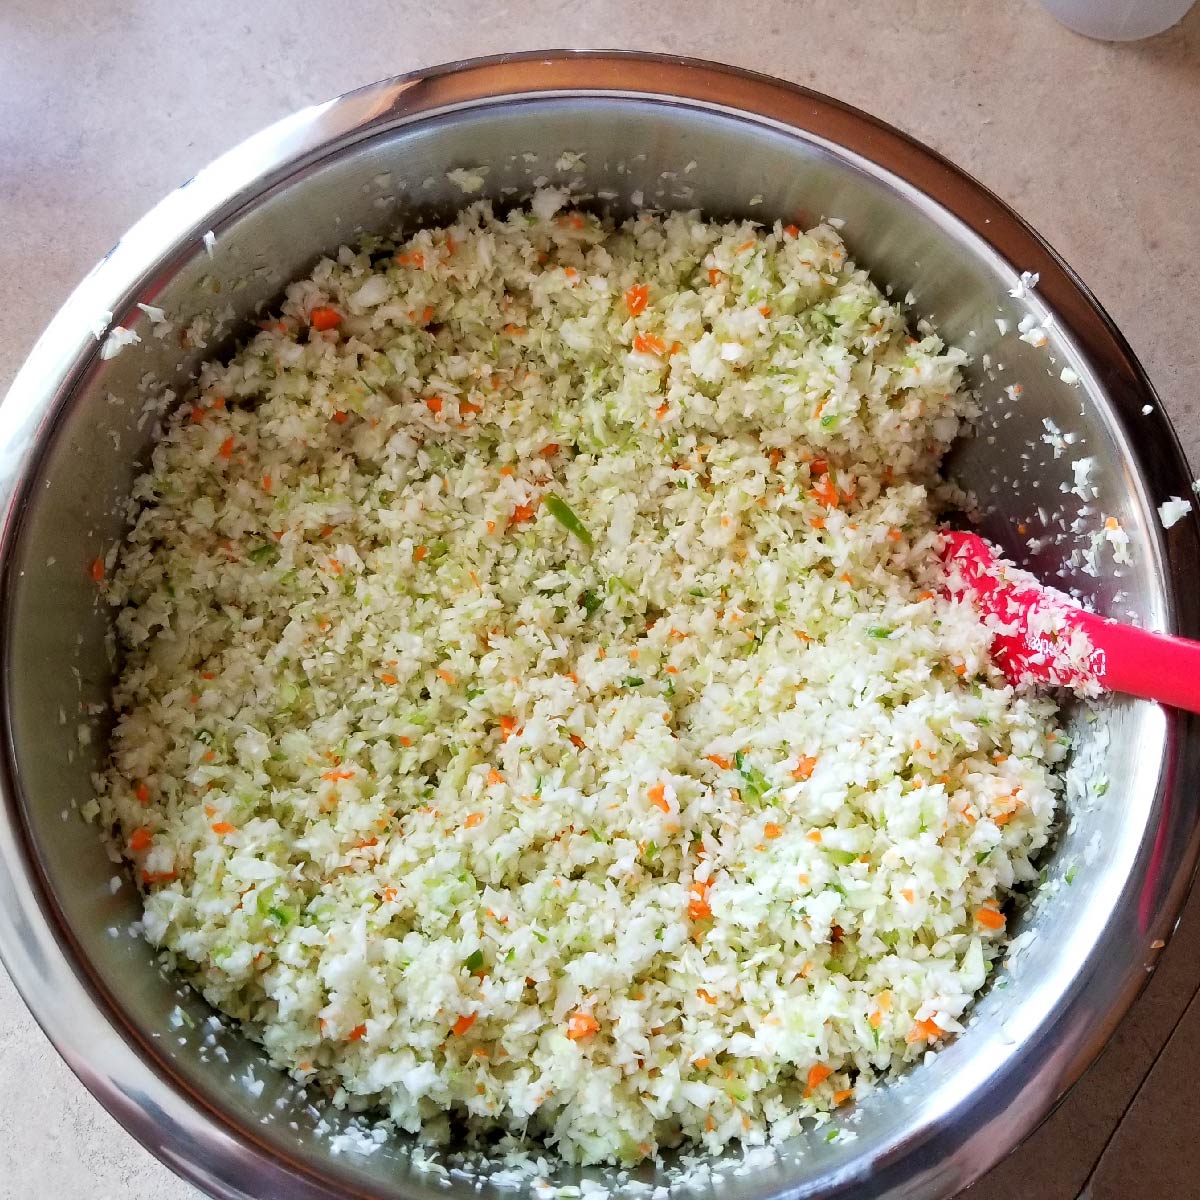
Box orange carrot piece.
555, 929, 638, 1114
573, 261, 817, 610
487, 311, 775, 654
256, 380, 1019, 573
792, 756, 818, 782
566, 1011, 600, 1040
804, 1064, 833, 1096
624, 284, 649, 316
907, 1017, 942, 1044
309, 306, 341, 331
976, 904, 1006, 930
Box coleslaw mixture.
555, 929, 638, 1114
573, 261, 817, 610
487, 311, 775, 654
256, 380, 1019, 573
98, 196, 1067, 1165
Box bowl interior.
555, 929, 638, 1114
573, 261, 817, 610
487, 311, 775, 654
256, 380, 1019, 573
0, 87, 1182, 1200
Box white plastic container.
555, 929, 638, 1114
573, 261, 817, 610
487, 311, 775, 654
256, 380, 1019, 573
1041, 0, 1195, 40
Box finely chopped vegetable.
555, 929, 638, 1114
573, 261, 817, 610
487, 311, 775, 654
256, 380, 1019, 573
98, 195, 1067, 1165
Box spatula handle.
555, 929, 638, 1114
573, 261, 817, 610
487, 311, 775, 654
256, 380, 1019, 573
1072, 610, 1200, 715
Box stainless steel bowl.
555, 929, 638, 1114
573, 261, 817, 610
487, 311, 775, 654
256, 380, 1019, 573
2, 51, 1198, 1200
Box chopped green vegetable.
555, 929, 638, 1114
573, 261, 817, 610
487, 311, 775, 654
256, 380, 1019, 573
734, 750, 773, 806
545, 494, 593, 545
464, 949, 485, 972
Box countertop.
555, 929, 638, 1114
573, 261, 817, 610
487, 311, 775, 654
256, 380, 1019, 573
1, 2, 1199, 1197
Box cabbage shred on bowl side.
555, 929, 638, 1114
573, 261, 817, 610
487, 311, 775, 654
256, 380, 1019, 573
93, 194, 1068, 1165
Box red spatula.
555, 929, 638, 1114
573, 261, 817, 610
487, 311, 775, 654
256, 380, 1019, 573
941, 530, 1200, 714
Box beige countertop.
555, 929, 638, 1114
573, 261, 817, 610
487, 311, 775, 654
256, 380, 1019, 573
1, 2, 1198, 1197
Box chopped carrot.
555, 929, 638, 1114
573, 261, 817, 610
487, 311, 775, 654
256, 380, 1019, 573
129, 828, 152, 852
413, 544, 428, 562
382, 886, 398, 902
906, 1017, 942, 1044
348, 1023, 367, 1042
656, 402, 670, 420
452, 1013, 477, 1036
218, 435, 235, 459
509, 503, 536, 526
647, 783, 669, 812
707, 267, 722, 286
309, 306, 341, 331
764, 822, 783, 840
706, 754, 732, 770
688, 879, 712, 921
486, 769, 503, 786
89, 556, 105, 583
262, 474, 273, 492
810, 477, 839, 508
792, 755, 818, 782
833, 1088, 854, 1106
976, 903, 1006, 930
332, 410, 348, 424
437, 668, 456, 685
886, 528, 902, 542
804, 1064, 833, 1096
211, 821, 236, 835
426, 396, 443, 415
806, 829, 822, 843
566, 1011, 599, 1040
498, 715, 519, 740
141, 869, 177, 886
902, 888, 915, 903
783, 224, 800, 238
954, 663, 968, 676
465, 812, 485, 828
134, 782, 150, 805
869, 1010, 883, 1030
624, 284, 649, 316
633, 332, 666, 355
321, 768, 355, 781
696, 988, 718, 1005
379, 672, 398, 685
